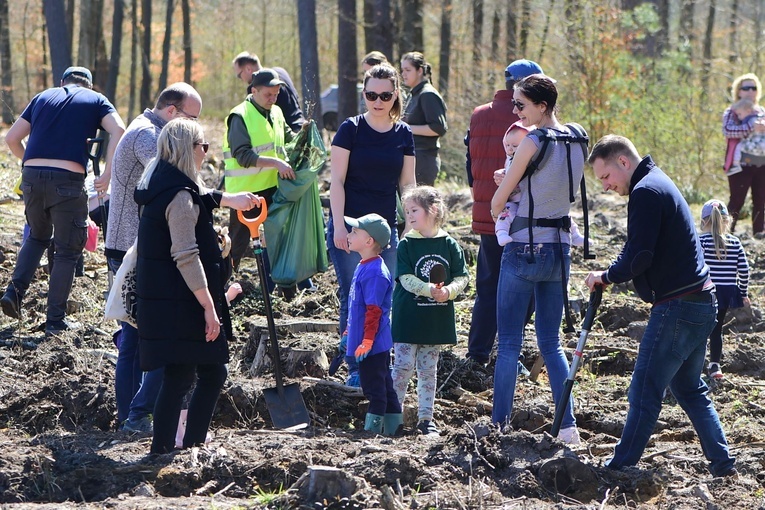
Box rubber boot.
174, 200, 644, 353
364, 413, 384, 433
383, 413, 404, 436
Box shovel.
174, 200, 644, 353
237, 204, 310, 430
550, 285, 603, 437
429, 262, 446, 288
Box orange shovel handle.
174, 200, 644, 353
236, 196, 268, 240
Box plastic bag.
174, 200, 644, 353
264, 121, 329, 286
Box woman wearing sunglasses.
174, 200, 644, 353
400, 52, 448, 186
722, 73, 765, 237
134, 118, 258, 453
328, 63, 416, 387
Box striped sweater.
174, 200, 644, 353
699, 232, 750, 297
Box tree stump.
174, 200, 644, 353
290, 465, 366, 502
286, 348, 328, 377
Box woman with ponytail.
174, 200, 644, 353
400, 52, 448, 185
699, 199, 750, 380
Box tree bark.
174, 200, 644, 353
182, 0, 191, 83
106, 0, 125, 102
140, 0, 152, 109
679, 0, 695, 60
363, 0, 393, 59
0, 0, 14, 123
401, 0, 423, 55
505, 0, 517, 64
129, 0, 138, 119
438, 0, 452, 98
728, 0, 738, 64
44, 0, 72, 84
298, 0, 322, 127
66, 0, 74, 54
472, 0, 483, 68
158, 0, 174, 94
519, 0, 530, 55
93, 0, 109, 91
538, 0, 555, 62
78, 0, 96, 69
337, 0, 358, 122
700, 0, 716, 100
489, 9, 499, 92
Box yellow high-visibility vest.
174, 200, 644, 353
222, 99, 287, 193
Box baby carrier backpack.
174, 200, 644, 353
513, 122, 592, 333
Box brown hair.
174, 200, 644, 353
401, 51, 432, 81
363, 63, 403, 122
401, 186, 446, 229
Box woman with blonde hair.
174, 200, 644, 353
722, 73, 765, 236
135, 118, 258, 453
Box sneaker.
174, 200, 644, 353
708, 363, 723, 380
557, 426, 581, 445
719, 467, 739, 479
45, 318, 82, 338
122, 415, 154, 433
1, 285, 22, 319
416, 420, 440, 436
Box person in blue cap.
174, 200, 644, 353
2, 66, 125, 336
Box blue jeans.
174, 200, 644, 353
493, 242, 575, 429
109, 256, 163, 423
467, 234, 503, 363
327, 219, 398, 374
607, 296, 735, 476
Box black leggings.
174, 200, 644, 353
150, 363, 227, 454
708, 306, 728, 364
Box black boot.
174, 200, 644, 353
1, 284, 23, 319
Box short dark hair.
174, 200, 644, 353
514, 74, 557, 115
62, 74, 92, 88
233, 51, 260, 68
362, 51, 388, 67
156, 83, 194, 110
588, 135, 640, 165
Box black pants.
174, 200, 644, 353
359, 350, 401, 416
151, 363, 227, 454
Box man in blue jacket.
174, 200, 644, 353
585, 135, 736, 477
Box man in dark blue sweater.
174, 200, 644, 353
585, 135, 736, 477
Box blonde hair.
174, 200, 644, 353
730, 73, 762, 103
401, 185, 446, 228
138, 118, 207, 191
701, 202, 732, 260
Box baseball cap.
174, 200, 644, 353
701, 199, 729, 219
62, 66, 93, 83
250, 68, 285, 89
505, 59, 547, 82
344, 213, 391, 249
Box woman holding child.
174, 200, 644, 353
490, 74, 587, 444
722, 73, 765, 236
134, 118, 258, 454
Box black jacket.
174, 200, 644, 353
603, 156, 709, 303
134, 160, 231, 370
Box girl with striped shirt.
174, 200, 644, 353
699, 199, 750, 380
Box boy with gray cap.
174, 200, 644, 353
342, 213, 401, 435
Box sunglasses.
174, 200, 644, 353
511, 99, 526, 111
364, 90, 394, 102
740, 85, 758, 91
194, 141, 209, 153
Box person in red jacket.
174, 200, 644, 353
464, 59, 545, 366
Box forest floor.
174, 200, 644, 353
1, 126, 765, 509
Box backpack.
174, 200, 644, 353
512, 122, 592, 332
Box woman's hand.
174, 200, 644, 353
333, 220, 350, 253
225, 192, 260, 211
203, 305, 221, 341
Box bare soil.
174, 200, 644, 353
1, 132, 765, 509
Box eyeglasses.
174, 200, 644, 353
194, 141, 209, 153
236, 69, 244, 80
172, 104, 198, 120
511, 100, 526, 111
364, 90, 394, 102
740, 85, 758, 91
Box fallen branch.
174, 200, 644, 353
212, 481, 236, 497
465, 423, 495, 470
302, 377, 364, 396
380, 484, 407, 510
643, 446, 679, 461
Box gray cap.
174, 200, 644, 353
62, 66, 93, 83
344, 213, 391, 249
